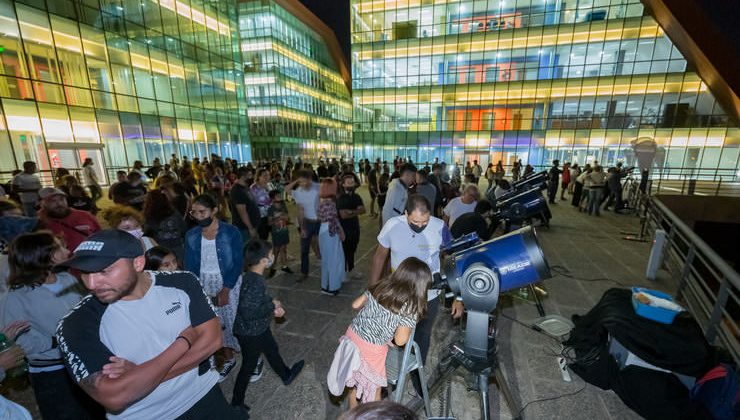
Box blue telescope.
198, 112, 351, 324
435, 226, 552, 420
492, 171, 548, 203
445, 226, 550, 294
441, 226, 551, 360
511, 170, 548, 191
496, 188, 549, 222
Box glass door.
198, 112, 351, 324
77, 149, 107, 185
45, 146, 108, 185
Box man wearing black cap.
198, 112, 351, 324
56, 230, 243, 419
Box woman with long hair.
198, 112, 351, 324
3, 231, 104, 419
317, 178, 345, 295
184, 194, 243, 381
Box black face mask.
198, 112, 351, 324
345, 187, 355, 194
197, 217, 213, 227
409, 223, 426, 234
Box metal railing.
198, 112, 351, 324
649, 177, 740, 197
529, 166, 739, 196
642, 196, 740, 367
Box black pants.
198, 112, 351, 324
176, 385, 243, 419
411, 297, 440, 395
257, 216, 270, 240
547, 181, 558, 203
572, 182, 584, 206
88, 185, 102, 202
231, 329, 289, 406
342, 226, 359, 272
300, 220, 320, 275
30, 369, 105, 420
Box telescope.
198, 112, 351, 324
496, 188, 550, 226
511, 170, 548, 191
440, 226, 550, 360
485, 171, 547, 204
484, 182, 552, 232
497, 171, 548, 201
434, 226, 551, 420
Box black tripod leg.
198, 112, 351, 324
529, 284, 546, 317
479, 371, 491, 420
494, 366, 522, 420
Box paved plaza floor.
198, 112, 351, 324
216, 187, 665, 420
5, 185, 677, 419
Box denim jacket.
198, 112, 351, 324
184, 221, 243, 289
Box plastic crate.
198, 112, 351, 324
631, 287, 682, 324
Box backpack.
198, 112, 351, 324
690, 364, 740, 420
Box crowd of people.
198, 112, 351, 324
0, 152, 635, 419
543, 159, 634, 216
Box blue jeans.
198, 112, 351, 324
588, 188, 603, 215
300, 220, 320, 275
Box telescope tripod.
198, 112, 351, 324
436, 338, 522, 420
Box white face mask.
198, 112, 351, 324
127, 228, 144, 239
266, 256, 274, 268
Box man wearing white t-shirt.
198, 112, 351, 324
56, 229, 243, 419
443, 184, 479, 227
370, 194, 464, 395
287, 169, 321, 281
11, 161, 41, 217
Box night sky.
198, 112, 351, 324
299, 0, 351, 66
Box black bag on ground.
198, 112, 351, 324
564, 288, 714, 419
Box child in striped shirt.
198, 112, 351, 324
328, 257, 431, 408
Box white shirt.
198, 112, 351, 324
82, 165, 98, 186
292, 183, 320, 220
57, 271, 219, 419
11, 173, 41, 203
443, 197, 477, 226
377, 215, 445, 300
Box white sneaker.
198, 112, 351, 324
250, 357, 264, 383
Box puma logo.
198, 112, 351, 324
165, 301, 182, 315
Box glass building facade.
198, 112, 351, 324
351, 0, 740, 178
0, 0, 250, 184
238, 0, 353, 161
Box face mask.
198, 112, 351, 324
127, 228, 144, 239
345, 187, 355, 194
266, 256, 274, 268
197, 217, 213, 227
409, 223, 426, 234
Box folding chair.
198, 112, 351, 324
385, 327, 432, 417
